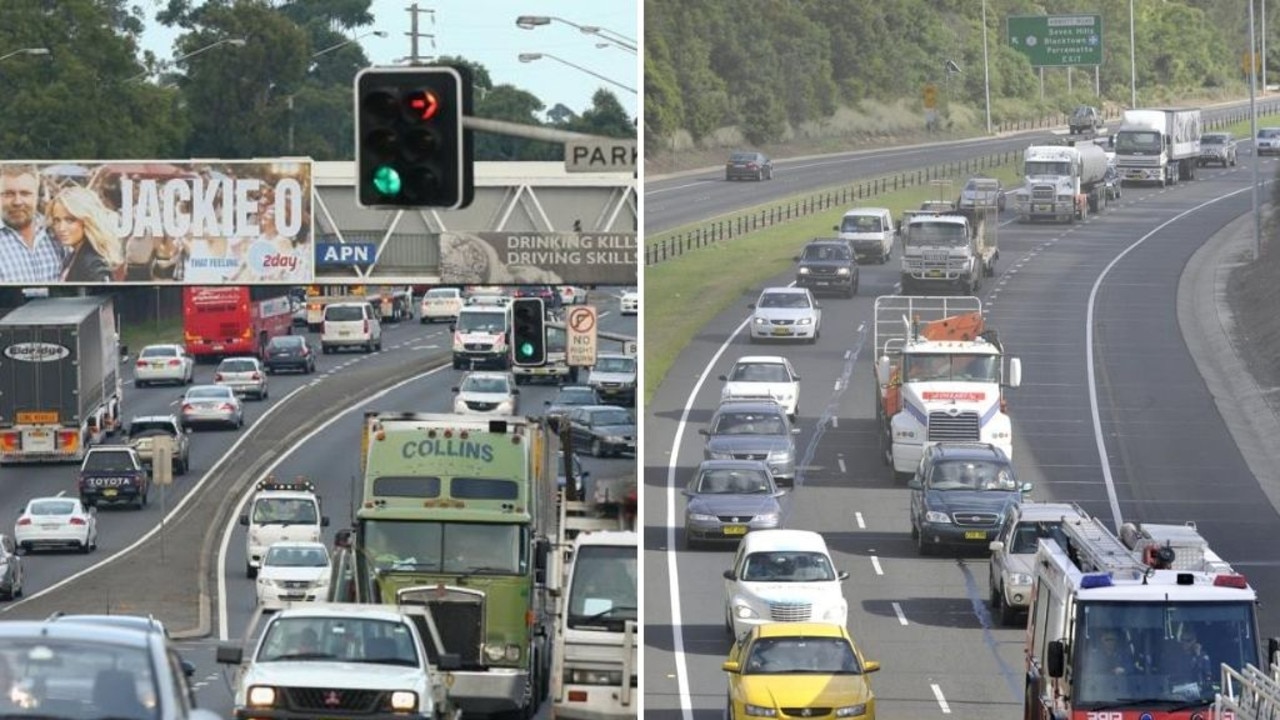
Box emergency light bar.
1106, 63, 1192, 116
1080, 573, 1113, 589
256, 479, 317, 494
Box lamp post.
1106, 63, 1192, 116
518, 53, 636, 94
982, 0, 992, 134
515, 15, 637, 53
0, 47, 50, 63
1129, 0, 1138, 107
1249, 0, 1262, 259
127, 38, 246, 82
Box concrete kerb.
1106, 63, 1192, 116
1178, 203, 1280, 518
184, 354, 454, 639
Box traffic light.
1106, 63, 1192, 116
354, 65, 475, 209
511, 298, 546, 367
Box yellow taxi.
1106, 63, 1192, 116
723, 622, 880, 719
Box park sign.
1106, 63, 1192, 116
0, 159, 314, 286
1007, 14, 1103, 68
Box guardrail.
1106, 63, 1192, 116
644, 101, 1280, 268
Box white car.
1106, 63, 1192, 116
134, 344, 194, 387
214, 356, 269, 400
719, 356, 802, 418
15, 496, 98, 555
453, 371, 519, 415
321, 301, 382, 354
558, 286, 588, 306
1257, 127, 1280, 156
749, 287, 822, 344
420, 287, 463, 323
723, 529, 848, 638
620, 289, 638, 316
255, 541, 332, 609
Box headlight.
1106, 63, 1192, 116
606, 435, 625, 443
798, 267, 811, 275
505, 644, 521, 661
497, 402, 514, 413
1009, 572, 1033, 586
735, 605, 759, 619
924, 510, 952, 524
796, 317, 813, 326
753, 317, 768, 325
835, 704, 868, 717
768, 450, 791, 462
247, 686, 276, 707
568, 669, 623, 685
755, 512, 779, 523
390, 691, 417, 711
454, 400, 466, 413
688, 513, 716, 522
836, 267, 850, 275
745, 705, 776, 717
484, 645, 505, 662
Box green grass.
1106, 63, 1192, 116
1222, 114, 1280, 138
120, 317, 183, 356
644, 164, 1022, 404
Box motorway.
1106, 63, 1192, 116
0, 290, 635, 720
643, 99, 1280, 235
643, 143, 1280, 719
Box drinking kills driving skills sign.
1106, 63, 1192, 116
566, 306, 598, 367
439, 231, 636, 285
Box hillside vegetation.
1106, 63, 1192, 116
645, 0, 1265, 170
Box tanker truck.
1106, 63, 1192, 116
1115, 107, 1201, 186
1014, 141, 1110, 224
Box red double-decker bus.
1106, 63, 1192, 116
183, 286, 293, 360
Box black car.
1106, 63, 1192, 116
513, 285, 563, 312
78, 446, 150, 510
908, 443, 1032, 556
545, 384, 603, 433
794, 239, 858, 298
726, 151, 773, 181
263, 335, 316, 374
566, 405, 636, 458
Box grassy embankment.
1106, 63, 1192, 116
119, 318, 182, 357
644, 113, 1280, 406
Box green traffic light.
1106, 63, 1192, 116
519, 342, 535, 358
372, 166, 401, 196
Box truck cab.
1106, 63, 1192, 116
239, 478, 329, 579
899, 212, 993, 294
451, 305, 512, 370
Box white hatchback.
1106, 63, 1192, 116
453, 371, 519, 415
723, 529, 848, 638
420, 288, 463, 323
620, 289, 638, 316
15, 496, 98, 555
134, 344, 194, 387
720, 356, 802, 418
255, 541, 331, 609
749, 287, 822, 343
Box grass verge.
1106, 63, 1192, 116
120, 317, 183, 356
644, 165, 1020, 405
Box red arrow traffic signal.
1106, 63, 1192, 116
407, 90, 439, 121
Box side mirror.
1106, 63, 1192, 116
321, 516, 330, 527
698, 428, 709, 436
722, 660, 741, 673
747, 303, 756, 309
722, 569, 735, 581
718, 375, 728, 382
877, 357, 893, 384
238, 514, 249, 526
438, 653, 462, 671
814, 303, 823, 310
681, 488, 692, 497
863, 660, 882, 674
832, 225, 839, 232
907, 477, 923, 490
181, 660, 196, 677
1047, 640, 1065, 678
215, 644, 243, 665
773, 489, 788, 498
990, 540, 1006, 553
451, 387, 459, 393
448, 324, 456, 333
837, 571, 850, 581
512, 388, 520, 395
1007, 358, 1023, 388
1021, 483, 1033, 494
119, 345, 129, 358
334, 528, 353, 549
544, 400, 551, 406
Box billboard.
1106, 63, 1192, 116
439, 231, 636, 285
0, 160, 313, 285
1007, 15, 1103, 68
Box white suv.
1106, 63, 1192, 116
719, 355, 801, 418
723, 529, 848, 638
321, 302, 381, 354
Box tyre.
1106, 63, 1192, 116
756, 170, 763, 181
998, 591, 1020, 627
137, 380, 148, 388
80, 540, 90, 554
246, 563, 257, 580
261, 388, 268, 400
591, 438, 602, 457
916, 531, 933, 556
178, 457, 188, 476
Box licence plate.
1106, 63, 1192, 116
1034, 204, 1051, 212
723, 525, 748, 536
17, 411, 57, 424
964, 530, 986, 540
151, 362, 165, 368
41, 524, 58, 530
927, 270, 942, 277
771, 327, 790, 336
212, 344, 224, 351
103, 489, 118, 497
339, 330, 350, 336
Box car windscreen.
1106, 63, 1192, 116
187, 387, 232, 400
325, 305, 365, 322
264, 546, 329, 567
839, 215, 883, 233
730, 363, 790, 383
694, 468, 772, 494
1201, 135, 1226, 144
929, 460, 1017, 491
461, 376, 510, 394
457, 312, 506, 333
801, 245, 849, 261
554, 388, 597, 405
270, 336, 304, 348
743, 636, 861, 675
742, 550, 836, 582
758, 292, 810, 309
730, 153, 756, 162
30, 500, 77, 516
711, 411, 785, 435
594, 357, 635, 373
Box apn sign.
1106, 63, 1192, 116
317, 243, 376, 266
565, 140, 637, 174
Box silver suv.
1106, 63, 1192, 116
988, 501, 1090, 625
700, 399, 799, 485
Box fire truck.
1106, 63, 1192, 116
1025, 515, 1263, 719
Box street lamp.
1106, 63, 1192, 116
127, 38, 246, 82
1129, 0, 1137, 107
981, 0, 992, 134
515, 15, 637, 52
311, 30, 388, 59
518, 52, 636, 94
0, 47, 50, 63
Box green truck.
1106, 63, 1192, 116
330, 412, 558, 719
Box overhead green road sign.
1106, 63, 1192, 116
1008, 14, 1103, 68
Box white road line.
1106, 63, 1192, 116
870, 555, 883, 576
1086, 185, 1253, 528
216, 364, 449, 640
411, 345, 440, 350
931, 683, 952, 713
667, 315, 752, 720
855, 512, 865, 529
837, 458, 847, 474
830, 416, 838, 428
891, 601, 908, 626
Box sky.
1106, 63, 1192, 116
137, 0, 639, 119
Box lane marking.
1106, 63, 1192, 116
855, 512, 865, 529
870, 555, 884, 576
931, 683, 952, 714
837, 458, 847, 474
891, 601, 908, 626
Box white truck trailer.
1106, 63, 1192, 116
1115, 107, 1202, 186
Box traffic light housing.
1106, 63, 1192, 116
354, 65, 475, 209
511, 298, 546, 367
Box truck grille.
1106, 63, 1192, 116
768, 602, 811, 622
463, 343, 493, 351
1122, 156, 1160, 167
952, 512, 1001, 527
927, 411, 979, 441
427, 600, 483, 668
1031, 185, 1055, 201
284, 688, 385, 712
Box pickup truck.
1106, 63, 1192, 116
127, 414, 191, 475
78, 446, 150, 509
217, 603, 462, 720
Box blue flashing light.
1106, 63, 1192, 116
1080, 572, 1114, 589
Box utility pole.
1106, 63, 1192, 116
406, 3, 436, 65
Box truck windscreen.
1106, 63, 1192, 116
1024, 161, 1072, 176
906, 224, 967, 247
1115, 131, 1161, 153
567, 545, 637, 630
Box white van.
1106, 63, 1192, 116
321, 301, 382, 354
420, 287, 463, 323
723, 529, 848, 637
451, 304, 511, 370
834, 207, 895, 264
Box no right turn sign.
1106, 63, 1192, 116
567, 306, 598, 366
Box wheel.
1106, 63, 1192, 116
80, 540, 90, 554
178, 458, 188, 476
989, 573, 1001, 608
261, 388, 268, 400
137, 380, 148, 388
246, 564, 257, 580
998, 590, 1019, 626
591, 438, 602, 457
756, 170, 763, 181
376, 339, 382, 351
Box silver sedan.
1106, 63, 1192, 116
179, 385, 244, 430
